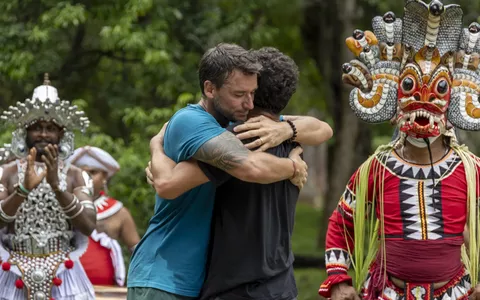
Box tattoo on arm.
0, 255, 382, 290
193, 132, 249, 171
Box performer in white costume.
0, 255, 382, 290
0, 74, 97, 300
67, 146, 140, 287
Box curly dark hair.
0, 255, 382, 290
198, 43, 262, 95
252, 47, 299, 114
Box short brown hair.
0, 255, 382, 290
198, 43, 262, 95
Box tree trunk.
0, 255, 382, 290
301, 0, 369, 249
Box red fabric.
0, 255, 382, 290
405, 282, 434, 300
365, 239, 463, 300
385, 239, 463, 282
320, 152, 476, 298
320, 161, 380, 297
80, 237, 115, 286
318, 274, 352, 298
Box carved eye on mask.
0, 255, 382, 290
435, 79, 449, 97
401, 76, 416, 94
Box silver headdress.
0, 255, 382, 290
0, 74, 90, 161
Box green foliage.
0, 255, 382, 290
4, 0, 478, 280
0, 0, 325, 239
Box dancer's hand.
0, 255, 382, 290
23, 148, 46, 191
42, 144, 60, 189
330, 283, 360, 300
469, 284, 480, 300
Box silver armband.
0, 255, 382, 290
66, 205, 84, 220
0, 201, 16, 223
74, 186, 93, 197
80, 200, 95, 210
62, 195, 79, 214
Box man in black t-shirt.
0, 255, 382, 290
146, 47, 333, 300
197, 48, 305, 300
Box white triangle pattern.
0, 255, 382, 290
383, 287, 400, 300
424, 182, 442, 240
373, 274, 470, 300
343, 188, 355, 209
325, 249, 351, 268
384, 151, 459, 180
402, 180, 422, 240
402, 179, 443, 240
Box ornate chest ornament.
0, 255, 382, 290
0, 161, 76, 299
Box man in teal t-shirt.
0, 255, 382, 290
127, 43, 307, 300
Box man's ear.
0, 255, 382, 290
203, 80, 216, 99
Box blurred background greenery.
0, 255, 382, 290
0, 0, 479, 299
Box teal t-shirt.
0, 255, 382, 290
127, 104, 226, 297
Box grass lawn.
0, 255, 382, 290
295, 268, 326, 300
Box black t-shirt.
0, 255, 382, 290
198, 124, 300, 300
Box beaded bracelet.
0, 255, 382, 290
286, 120, 297, 143
18, 183, 30, 195
14, 182, 30, 198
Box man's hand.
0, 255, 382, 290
145, 161, 154, 186
469, 284, 480, 300
42, 144, 60, 189
331, 283, 360, 300
234, 116, 292, 152
150, 122, 169, 151
24, 148, 46, 191
288, 147, 307, 189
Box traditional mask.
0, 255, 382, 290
341, 0, 480, 138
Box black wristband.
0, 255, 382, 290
286, 120, 297, 143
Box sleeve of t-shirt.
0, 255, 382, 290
163, 107, 226, 163
197, 122, 248, 187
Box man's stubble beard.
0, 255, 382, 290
213, 96, 236, 123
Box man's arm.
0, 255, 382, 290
192, 131, 302, 183
282, 115, 333, 145
150, 138, 210, 199
149, 131, 307, 199
54, 167, 97, 236
0, 164, 25, 229
233, 115, 333, 151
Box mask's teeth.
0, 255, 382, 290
410, 112, 416, 124
429, 115, 434, 128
